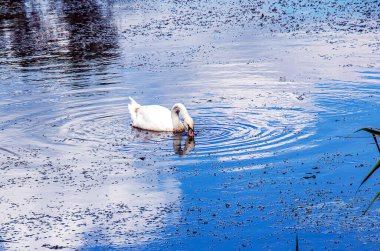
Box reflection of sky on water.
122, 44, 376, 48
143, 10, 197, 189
0, 0, 379, 249
0, 157, 181, 249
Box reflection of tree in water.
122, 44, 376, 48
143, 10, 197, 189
0, 0, 118, 67
61, 0, 118, 62
0, 0, 43, 66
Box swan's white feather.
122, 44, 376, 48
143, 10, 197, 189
128, 97, 193, 133
132, 105, 174, 131
128, 97, 140, 121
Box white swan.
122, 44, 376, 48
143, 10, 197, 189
128, 97, 194, 137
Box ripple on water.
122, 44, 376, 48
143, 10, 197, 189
49, 99, 315, 164
191, 105, 315, 162
0, 80, 316, 165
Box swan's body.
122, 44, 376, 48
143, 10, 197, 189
128, 97, 194, 136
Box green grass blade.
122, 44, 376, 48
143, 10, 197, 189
372, 134, 380, 153
358, 160, 380, 190
356, 128, 380, 136
362, 191, 380, 215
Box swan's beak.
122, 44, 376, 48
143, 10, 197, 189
188, 128, 194, 138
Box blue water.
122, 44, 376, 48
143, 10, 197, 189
0, 0, 379, 250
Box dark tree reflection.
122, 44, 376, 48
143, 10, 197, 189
0, 0, 119, 67
0, 0, 43, 66
61, 0, 118, 62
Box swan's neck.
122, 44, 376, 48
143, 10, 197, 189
171, 109, 185, 132
171, 103, 190, 132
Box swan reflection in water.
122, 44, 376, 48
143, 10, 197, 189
173, 134, 195, 157
130, 128, 195, 157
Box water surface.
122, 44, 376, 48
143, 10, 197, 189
0, 0, 380, 250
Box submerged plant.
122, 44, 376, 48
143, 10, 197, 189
356, 128, 380, 214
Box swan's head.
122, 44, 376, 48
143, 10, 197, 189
184, 115, 194, 138
172, 103, 194, 137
